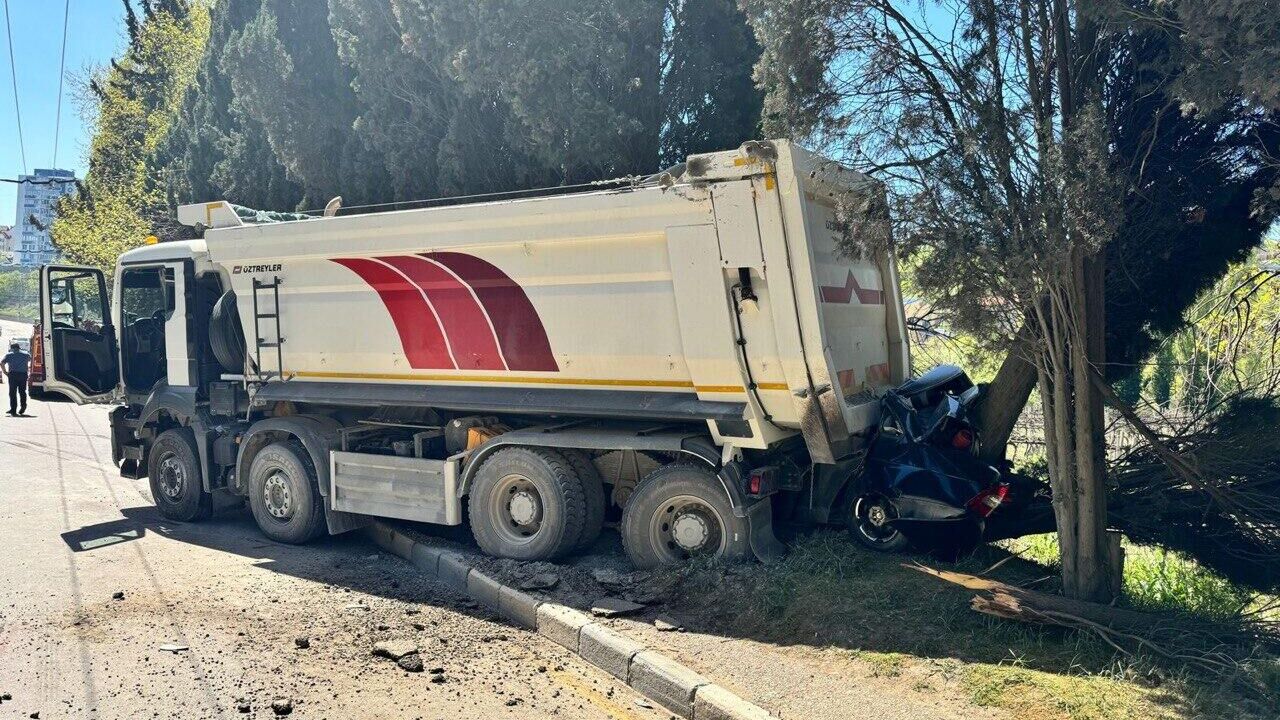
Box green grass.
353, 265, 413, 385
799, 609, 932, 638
1001, 533, 1257, 621
660, 531, 1276, 720
964, 664, 1187, 720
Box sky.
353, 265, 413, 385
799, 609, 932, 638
0, 0, 126, 228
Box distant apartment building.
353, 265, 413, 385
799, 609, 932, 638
14, 168, 75, 267
0, 225, 12, 262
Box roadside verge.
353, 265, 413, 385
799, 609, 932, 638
367, 521, 776, 720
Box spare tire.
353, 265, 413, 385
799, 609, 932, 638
209, 291, 248, 374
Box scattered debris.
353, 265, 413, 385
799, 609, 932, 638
29, 712, 38, 719
372, 639, 418, 660
591, 597, 645, 618
429, 667, 445, 675
505, 698, 521, 706
625, 587, 666, 605
236, 699, 251, 714
111, 591, 125, 601
343, 603, 370, 612
653, 615, 683, 632
634, 698, 654, 709
294, 637, 310, 649
429, 673, 446, 684
591, 569, 624, 586
271, 697, 293, 716
592, 568, 650, 587
396, 653, 424, 672
519, 572, 560, 591
158, 643, 189, 653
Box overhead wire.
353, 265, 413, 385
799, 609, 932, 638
53, 0, 70, 168
2, 0, 26, 174
0, 176, 76, 185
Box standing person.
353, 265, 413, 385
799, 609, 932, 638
2, 342, 30, 416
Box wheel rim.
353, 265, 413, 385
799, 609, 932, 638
263, 471, 294, 521
647, 495, 726, 563
853, 494, 902, 546
157, 451, 185, 501
489, 473, 545, 546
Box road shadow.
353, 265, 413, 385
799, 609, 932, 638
63, 504, 481, 612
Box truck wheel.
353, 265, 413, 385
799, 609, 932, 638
620, 464, 750, 569
845, 492, 911, 553
468, 447, 586, 561
148, 428, 211, 522
247, 441, 326, 544
562, 449, 606, 553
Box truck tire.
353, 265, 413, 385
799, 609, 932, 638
247, 441, 326, 544
620, 464, 750, 569
147, 428, 211, 522
468, 447, 586, 561
562, 449, 606, 553
209, 291, 247, 374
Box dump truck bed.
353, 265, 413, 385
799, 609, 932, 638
190, 140, 908, 462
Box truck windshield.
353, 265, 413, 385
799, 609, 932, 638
120, 267, 174, 392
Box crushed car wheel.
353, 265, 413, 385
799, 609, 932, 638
846, 492, 910, 552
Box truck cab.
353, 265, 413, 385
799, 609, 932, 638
37, 241, 221, 408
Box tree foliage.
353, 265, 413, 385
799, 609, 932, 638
158, 0, 301, 213
52, 0, 210, 269
741, 0, 1279, 601
145, 0, 763, 218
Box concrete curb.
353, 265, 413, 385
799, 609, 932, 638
368, 522, 778, 720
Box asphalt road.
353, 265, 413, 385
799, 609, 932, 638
0, 322, 662, 719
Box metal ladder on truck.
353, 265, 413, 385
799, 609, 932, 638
252, 276, 285, 380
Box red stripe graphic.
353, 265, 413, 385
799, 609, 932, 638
378, 255, 506, 370
423, 252, 558, 372
331, 258, 456, 369
820, 270, 885, 305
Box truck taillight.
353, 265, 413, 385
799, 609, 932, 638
29, 331, 43, 380
966, 484, 1008, 518
746, 467, 778, 497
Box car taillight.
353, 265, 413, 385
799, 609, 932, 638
951, 427, 974, 450
966, 484, 1008, 518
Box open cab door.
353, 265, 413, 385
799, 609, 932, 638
39, 265, 120, 404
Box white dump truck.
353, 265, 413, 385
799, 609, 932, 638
38, 140, 910, 567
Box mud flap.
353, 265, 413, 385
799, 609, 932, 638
747, 499, 786, 564
324, 496, 371, 535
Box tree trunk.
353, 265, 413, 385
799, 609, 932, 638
976, 340, 1038, 463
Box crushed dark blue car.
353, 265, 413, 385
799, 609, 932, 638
840, 365, 1055, 553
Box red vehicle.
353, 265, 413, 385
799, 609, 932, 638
28, 323, 47, 396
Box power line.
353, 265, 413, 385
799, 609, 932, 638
0, 176, 75, 185
53, 0, 70, 168
2, 0, 26, 175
